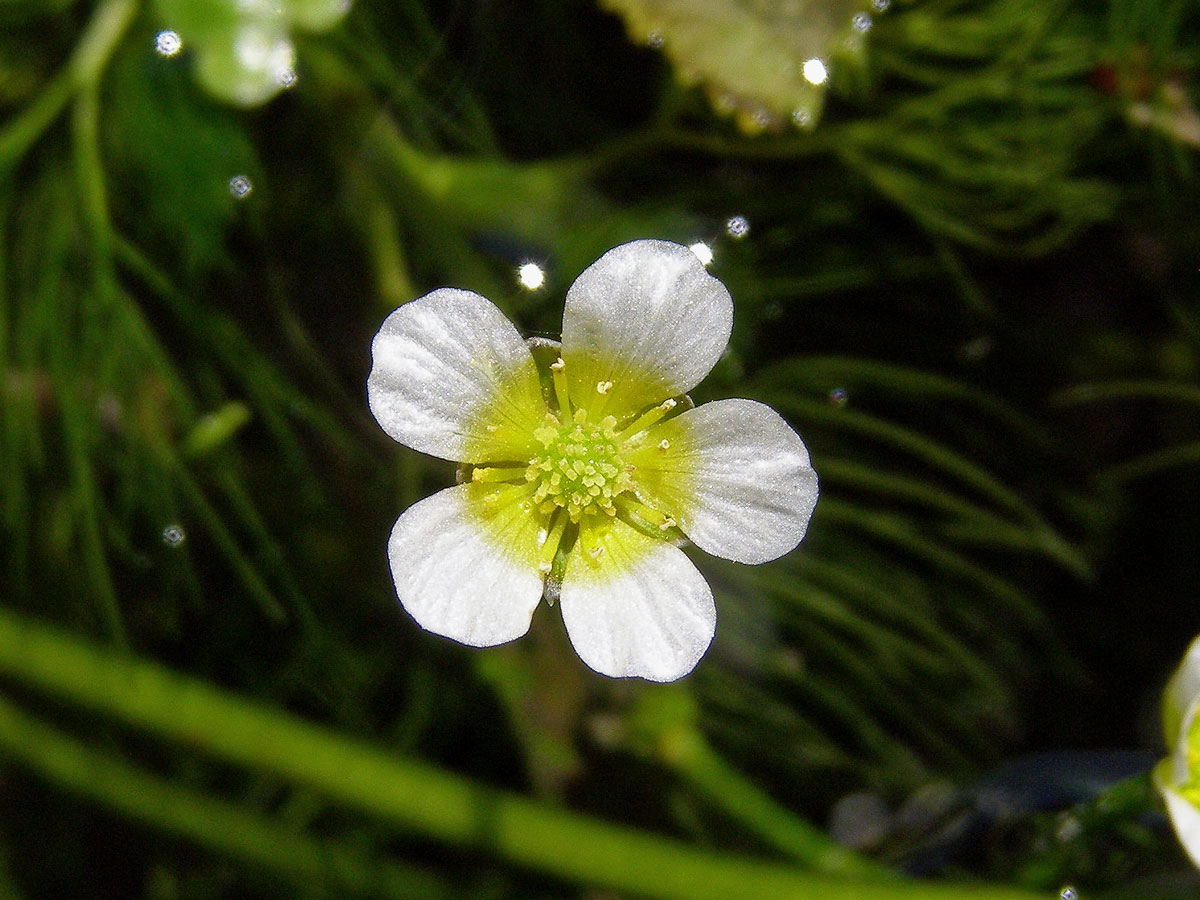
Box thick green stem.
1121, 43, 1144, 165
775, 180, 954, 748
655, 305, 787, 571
0, 692, 450, 900
0, 607, 1048, 900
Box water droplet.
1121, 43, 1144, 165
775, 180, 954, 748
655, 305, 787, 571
688, 242, 714, 266
792, 107, 813, 129
162, 524, 186, 547
802, 57, 829, 86
853, 12, 873, 31
829, 387, 848, 406
872, 0, 891, 11
1060, 888, 1078, 900
647, 30, 664, 48
155, 30, 182, 57
725, 215, 750, 239
517, 262, 545, 290
228, 175, 253, 199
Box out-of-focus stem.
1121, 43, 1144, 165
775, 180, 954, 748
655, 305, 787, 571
0, 606, 1048, 900
0, 0, 139, 174
0, 692, 451, 899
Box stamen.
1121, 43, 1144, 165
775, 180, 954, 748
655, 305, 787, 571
576, 521, 602, 564
596, 380, 613, 395
616, 398, 677, 444
539, 511, 568, 571
657, 438, 671, 451
613, 496, 676, 538
471, 466, 528, 484
550, 357, 571, 417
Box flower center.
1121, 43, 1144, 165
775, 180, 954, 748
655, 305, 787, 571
527, 409, 632, 521
467, 355, 685, 581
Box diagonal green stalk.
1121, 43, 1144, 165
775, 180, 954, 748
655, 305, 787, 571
0, 692, 450, 900
0, 0, 139, 174
658, 724, 901, 879
0, 606, 1048, 900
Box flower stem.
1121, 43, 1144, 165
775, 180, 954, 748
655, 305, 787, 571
0, 606, 1048, 900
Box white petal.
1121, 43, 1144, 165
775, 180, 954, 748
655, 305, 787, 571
561, 240, 732, 417
388, 484, 544, 647
1156, 761, 1200, 868
1165, 635, 1200, 747
368, 289, 546, 463
628, 398, 818, 565
559, 520, 715, 681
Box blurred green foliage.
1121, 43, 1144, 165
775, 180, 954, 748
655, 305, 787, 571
2, 0, 1200, 897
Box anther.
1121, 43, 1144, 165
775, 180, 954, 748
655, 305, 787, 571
657, 439, 670, 451
596, 380, 613, 395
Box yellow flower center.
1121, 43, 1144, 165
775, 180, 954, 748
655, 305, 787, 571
527, 409, 632, 521
467, 354, 686, 583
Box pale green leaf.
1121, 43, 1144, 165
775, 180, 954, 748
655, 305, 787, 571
599, 0, 875, 131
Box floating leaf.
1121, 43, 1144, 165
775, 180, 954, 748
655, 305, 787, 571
599, 0, 877, 131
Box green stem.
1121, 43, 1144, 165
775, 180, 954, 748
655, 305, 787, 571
0, 607, 1048, 900
0, 692, 451, 900
0, 0, 140, 174
663, 727, 897, 880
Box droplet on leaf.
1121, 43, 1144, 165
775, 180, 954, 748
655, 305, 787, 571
155, 30, 183, 56
802, 57, 828, 85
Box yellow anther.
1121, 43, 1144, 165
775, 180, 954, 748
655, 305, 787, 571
659, 517, 677, 531
596, 380, 613, 394
587, 545, 605, 559
658, 439, 670, 451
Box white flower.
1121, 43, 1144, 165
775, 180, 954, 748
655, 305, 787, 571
1157, 635, 1200, 866
367, 239, 818, 682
